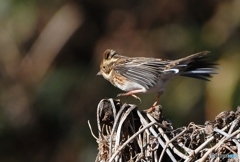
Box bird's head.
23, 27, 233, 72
97, 49, 120, 79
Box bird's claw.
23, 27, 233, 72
117, 93, 141, 103
131, 94, 141, 103
144, 106, 156, 113
116, 93, 123, 97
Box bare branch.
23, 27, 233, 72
91, 99, 240, 162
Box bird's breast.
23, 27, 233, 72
112, 74, 146, 92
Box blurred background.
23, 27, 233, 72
0, 0, 240, 161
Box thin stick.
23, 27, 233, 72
109, 121, 157, 162
88, 120, 98, 140
147, 113, 189, 159
197, 129, 240, 162
109, 103, 129, 157
159, 127, 187, 162
138, 111, 177, 162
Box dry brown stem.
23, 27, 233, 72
90, 99, 240, 162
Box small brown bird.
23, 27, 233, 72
97, 49, 217, 112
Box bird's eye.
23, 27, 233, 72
103, 66, 106, 69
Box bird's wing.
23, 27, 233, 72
113, 51, 216, 89
114, 58, 174, 89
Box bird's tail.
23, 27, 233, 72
177, 51, 218, 81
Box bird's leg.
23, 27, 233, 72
131, 94, 141, 103
152, 92, 162, 107
117, 92, 141, 102
145, 92, 163, 113
117, 90, 143, 103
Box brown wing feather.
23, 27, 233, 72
114, 57, 171, 89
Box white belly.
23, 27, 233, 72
114, 79, 147, 92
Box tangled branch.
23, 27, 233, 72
90, 99, 240, 162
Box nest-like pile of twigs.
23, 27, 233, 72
89, 98, 240, 162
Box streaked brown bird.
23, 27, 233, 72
97, 49, 217, 112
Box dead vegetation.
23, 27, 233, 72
89, 99, 240, 162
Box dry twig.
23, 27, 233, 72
90, 99, 240, 162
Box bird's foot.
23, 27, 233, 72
144, 100, 159, 113
117, 93, 141, 103
144, 105, 157, 113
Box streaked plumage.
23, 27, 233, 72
97, 49, 217, 112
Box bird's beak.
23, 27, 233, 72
97, 71, 102, 76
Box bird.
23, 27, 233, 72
97, 49, 217, 112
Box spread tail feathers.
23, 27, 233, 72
178, 51, 218, 81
